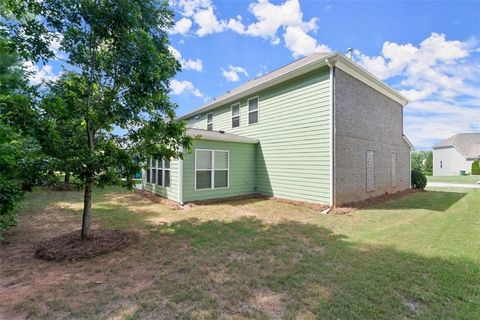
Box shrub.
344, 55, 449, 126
0, 177, 24, 239
471, 160, 480, 175
411, 169, 427, 190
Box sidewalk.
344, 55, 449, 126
427, 182, 480, 189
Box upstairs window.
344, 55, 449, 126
231, 103, 240, 128
195, 149, 229, 190
207, 113, 213, 131
248, 97, 258, 124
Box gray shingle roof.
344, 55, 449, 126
178, 51, 408, 120
187, 128, 258, 144
433, 133, 480, 159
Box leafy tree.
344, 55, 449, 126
5, 0, 191, 238
0, 32, 54, 237
424, 151, 433, 176
411, 151, 425, 172
472, 160, 480, 175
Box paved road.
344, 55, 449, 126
427, 182, 480, 189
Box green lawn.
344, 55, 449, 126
1, 187, 479, 319
427, 175, 480, 184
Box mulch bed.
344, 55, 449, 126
35, 229, 139, 261
330, 189, 420, 214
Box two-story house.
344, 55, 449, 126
143, 52, 412, 206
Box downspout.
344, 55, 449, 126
178, 147, 184, 205
325, 58, 336, 208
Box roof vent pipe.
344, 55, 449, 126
347, 48, 353, 60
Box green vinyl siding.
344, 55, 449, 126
183, 139, 256, 202
186, 67, 331, 204
143, 159, 180, 202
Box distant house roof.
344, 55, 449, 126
179, 52, 408, 120
433, 133, 480, 159
187, 128, 258, 144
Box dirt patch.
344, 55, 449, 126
330, 189, 420, 214
135, 189, 182, 209
34, 229, 139, 261
250, 290, 286, 319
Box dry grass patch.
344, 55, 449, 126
0, 187, 479, 319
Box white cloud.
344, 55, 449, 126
170, 79, 203, 97
355, 33, 480, 149
283, 26, 331, 58
193, 6, 225, 37
170, 17, 192, 35
168, 46, 203, 72
23, 61, 61, 85
169, 0, 330, 57
221, 65, 248, 82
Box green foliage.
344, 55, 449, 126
0, 176, 23, 238
471, 159, 480, 175
411, 169, 427, 190
411, 151, 432, 175
424, 151, 433, 176
4, 0, 192, 236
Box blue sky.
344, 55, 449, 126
29, 0, 480, 150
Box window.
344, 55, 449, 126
207, 113, 213, 131
147, 158, 171, 188
391, 152, 397, 187
248, 97, 258, 124
146, 162, 151, 183
440, 160, 443, 168
366, 150, 375, 192
231, 103, 240, 128
195, 149, 229, 190
156, 159, 163, 186
151, 159, 157, 184
164, 160, 171, 188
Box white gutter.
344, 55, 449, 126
325, 58, 336, 207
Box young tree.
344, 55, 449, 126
411, 151, 425, 172
5, 0, 191, 238
472, 160, 480, 175
424, 151, 433, 176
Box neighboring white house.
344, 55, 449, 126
433, 133, 480, 176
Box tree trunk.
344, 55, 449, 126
81, 176, 94, 239
64, 171, 71, 184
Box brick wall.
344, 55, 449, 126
334, 68, 410, 205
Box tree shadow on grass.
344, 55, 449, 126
11, 194, 478, 319
367, 190, 468, 212
121, 217, 478, 319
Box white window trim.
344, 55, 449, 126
231, 103, 240, 128
147, 158, 171, 189
194, 149, 230, 191
206, 112, 213, 130
247, 96, 259, 125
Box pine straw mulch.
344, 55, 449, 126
34, 229, 140, 261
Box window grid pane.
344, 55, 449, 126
232, 105, 240, 116
214, 170, 228, 188
232, 116, 240, 128
196, 170, 212, 189
151, 169, 157, 184
249, 111, 258, 124
164, 170, 170, 188
157, 170, 163, 186
207, 123, 213, 131
248, 97, 258, 111
196, 150, 212, 169
214, 151, 228, 170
